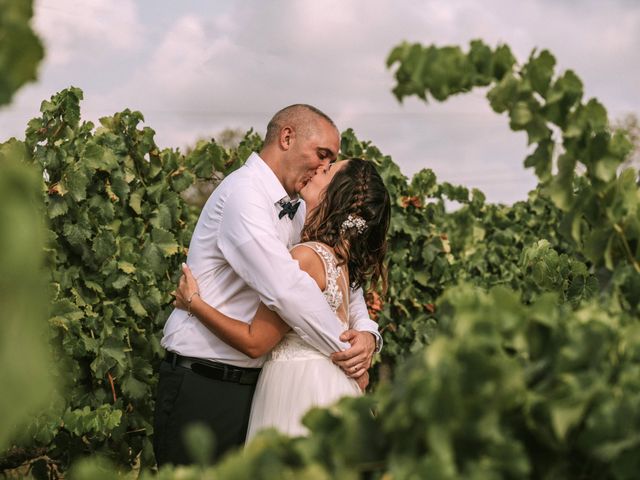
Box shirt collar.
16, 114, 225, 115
246, 152, 299, 206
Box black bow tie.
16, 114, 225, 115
278, 201, 300, 220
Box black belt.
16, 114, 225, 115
165, 352, 261, 385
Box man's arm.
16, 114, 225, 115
218, 190, 350, 355
329, 288, 381, 379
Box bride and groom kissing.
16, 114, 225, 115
153, 104, 391, 466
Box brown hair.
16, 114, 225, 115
301, 158, 391, 294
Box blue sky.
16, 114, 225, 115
2, 0, 639, 203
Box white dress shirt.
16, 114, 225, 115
162, 152, 381, 368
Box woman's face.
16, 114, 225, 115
299, 159, 349, 211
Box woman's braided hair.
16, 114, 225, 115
300, 158, 391, 294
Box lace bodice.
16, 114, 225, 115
310, 242, 344, 314
269, 242, 349, 361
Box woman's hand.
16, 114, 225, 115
173, 263, 200, 311
355, 371, 369, 392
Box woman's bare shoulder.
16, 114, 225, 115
290, 243, 327, 291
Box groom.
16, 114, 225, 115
153, 104, 382, 465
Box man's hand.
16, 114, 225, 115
330, 330, 376, 378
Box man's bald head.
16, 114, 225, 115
264, 104, 337, 146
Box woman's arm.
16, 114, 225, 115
174, 248, 326, 358
174, 263, 288, 358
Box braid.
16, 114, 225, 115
300, 158, 391, 294
349, 167, 368, 214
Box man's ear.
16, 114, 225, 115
279, 126, 295, 150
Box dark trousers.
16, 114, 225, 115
153, 359, 257, 466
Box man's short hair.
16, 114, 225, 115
264, 104, 336, 146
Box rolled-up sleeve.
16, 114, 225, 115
218, 189, 350, 355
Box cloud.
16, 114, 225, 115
34, 0, 143, 66
2, 0, 638, 203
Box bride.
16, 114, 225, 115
174, 157, 390, 439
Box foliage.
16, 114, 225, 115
0, 0, 44, 106
66, 285, 640, 480
614, 113, 640, 172
0, 147, 53, 452
387, 40, 639, 277
0, 87, 266, 474
339, 129, 595, 362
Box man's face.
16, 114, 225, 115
282, 119, 339, 196
299, 159, 349, 206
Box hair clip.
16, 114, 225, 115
340, 214, 367, 235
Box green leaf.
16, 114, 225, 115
468, 39, 493, 84
487, 74, 518, 113
546, 153, 576, 211
583, 227, 611, 264
411, 168, 437, 196
386, 41, 410, 68
88, 195, 115, 222
524, 139, 554, 181
0, 0, 45, 106
510, 101, 533, 129
51, 298, 84, 322
0, 138, 29, 163
414, 270, 429, 287
594, 155, 621, 183
524, 49, 556, 97
110, 274, 130, 290
110, 169, 130, 202
151, 228, 180, 257
567, 275, 598, 305
129, 189, 143, 215
492, 44, 517, 80
95, 337, 128, 374
63, 222, 90, 247
129, 294, 148, 317
584, 99, 608, 133
117, 261, 136, 274
550, 401, 586, 441
187, 143, 216, 178
48, 196, 69, 218
150, 204, 173, 230
82, 142, 119, 171
92, 230, 116, 263
122, 374, 148, 400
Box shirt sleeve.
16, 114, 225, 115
218, 188, 350, 355
349, 287, 383, 353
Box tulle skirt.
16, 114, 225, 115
246, 354, 361, 441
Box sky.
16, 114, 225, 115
1, 0, 639, 204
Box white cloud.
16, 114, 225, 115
34, 0, 143, 65
2, 0, 638, 203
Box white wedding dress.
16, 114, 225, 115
245, 241, 362, 440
